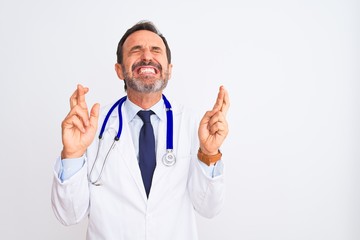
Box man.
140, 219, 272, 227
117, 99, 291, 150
52, 20, 230, 240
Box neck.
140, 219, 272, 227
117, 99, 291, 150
126, 90, 162, 109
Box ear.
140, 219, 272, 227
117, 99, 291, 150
115, 63, 125, 80
168, 63, 173, 79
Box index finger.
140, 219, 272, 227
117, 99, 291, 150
212, 86, 230, 116
70, 84, 89, 109
220, 86, 230, 116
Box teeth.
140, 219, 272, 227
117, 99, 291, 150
139, 68, 155, 74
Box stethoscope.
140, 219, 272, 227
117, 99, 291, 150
89, 95, 175, 186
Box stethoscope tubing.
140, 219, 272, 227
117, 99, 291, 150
89, 95, 174, 186
99, 96, 127, 140
162, 95, 173, 150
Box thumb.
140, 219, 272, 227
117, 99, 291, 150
89, 103, 100, 127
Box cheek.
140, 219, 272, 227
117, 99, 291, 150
124, 63, 135, 75
122, 57, 135, 70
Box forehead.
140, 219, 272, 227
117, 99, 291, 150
123, 30, 166, 51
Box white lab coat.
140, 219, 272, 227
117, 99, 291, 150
51, 101, 224, 240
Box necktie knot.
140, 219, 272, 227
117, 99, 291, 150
137, 110, 154, 123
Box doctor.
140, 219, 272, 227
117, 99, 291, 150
52, 20, 230, 240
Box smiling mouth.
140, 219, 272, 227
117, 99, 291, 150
132, 61, 162, 76
137, 66, 157, 75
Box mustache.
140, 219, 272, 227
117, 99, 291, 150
131, 61, 162, 72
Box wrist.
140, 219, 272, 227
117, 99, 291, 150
197, 148, 222, 166
61, 148, 85, 159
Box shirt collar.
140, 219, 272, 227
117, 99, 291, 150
124, 96, 166, 122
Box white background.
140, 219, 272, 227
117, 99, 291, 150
0, 0, 359, 239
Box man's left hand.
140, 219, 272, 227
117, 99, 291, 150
198, 86, 230, 156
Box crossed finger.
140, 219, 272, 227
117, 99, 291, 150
70, 84, 89, 109
67, 84, 91, 129
212, 86, 230, 116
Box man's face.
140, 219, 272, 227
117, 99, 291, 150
117, 30, 172, 93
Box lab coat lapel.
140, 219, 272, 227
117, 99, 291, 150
151, 117, 168, 188
150, 107, 180, 199
107, 108, 148, 202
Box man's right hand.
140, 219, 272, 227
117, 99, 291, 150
61, 84, 100, 159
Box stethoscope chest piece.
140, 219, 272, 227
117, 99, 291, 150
162, 150, 176, 167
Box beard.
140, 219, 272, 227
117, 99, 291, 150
122, 62, 170, 93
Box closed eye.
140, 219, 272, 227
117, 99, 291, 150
130, 45, 142, 53
151, 46, 162, 53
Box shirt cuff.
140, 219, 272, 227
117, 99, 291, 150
198, 159, 224, 178
59, 156, 85, 182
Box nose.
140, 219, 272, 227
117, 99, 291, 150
141, 48, 153, 63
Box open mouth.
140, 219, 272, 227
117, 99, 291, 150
135, 66, 158, 75
132, 61, 162, 77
